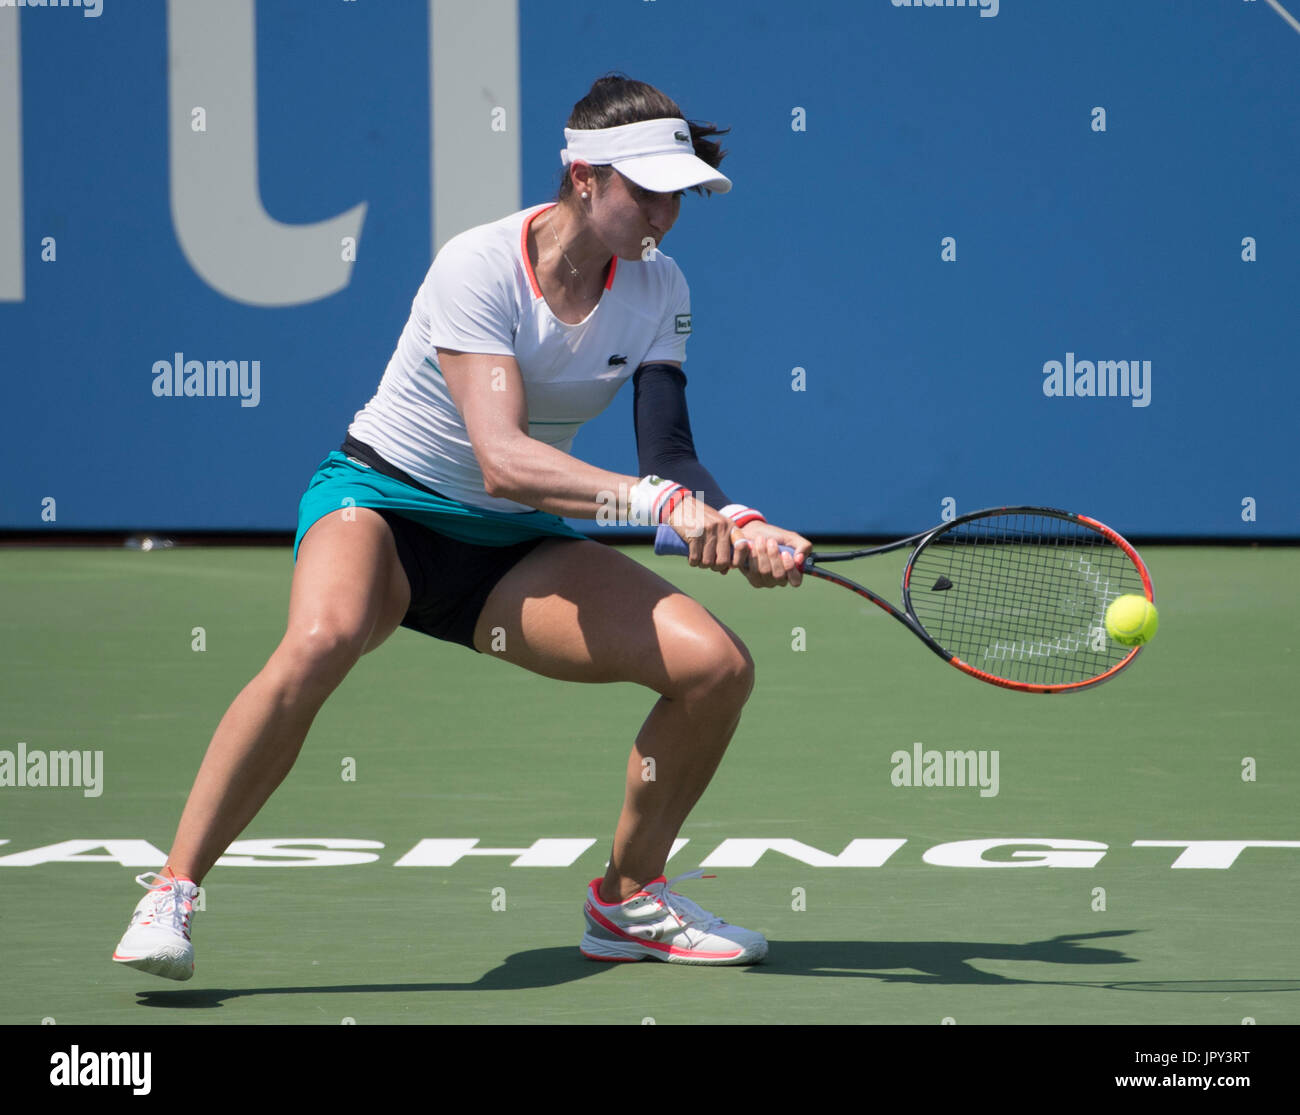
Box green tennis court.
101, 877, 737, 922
1, 542, 1295, 1025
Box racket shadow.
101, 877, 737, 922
744, 930, 1145, 985
750, 932, 1297, 992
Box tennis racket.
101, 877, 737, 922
654, 506, 1155, 694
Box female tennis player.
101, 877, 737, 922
112, 74, 812, 977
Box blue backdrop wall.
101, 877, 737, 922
2, 0, 1296, 538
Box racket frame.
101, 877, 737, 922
801, 506, 1154, 694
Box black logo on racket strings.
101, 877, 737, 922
931, 575, 954, 591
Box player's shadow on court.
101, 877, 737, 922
132, 928, 1300, 1010
132, 946, 621, 1009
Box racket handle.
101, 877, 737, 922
653, 523, 796, 560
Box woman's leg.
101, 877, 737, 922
473, 537, 755, 903
161, 508, 411, 883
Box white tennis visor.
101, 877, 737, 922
561, 117, 732, 194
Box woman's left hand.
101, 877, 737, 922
734, 521, 813, 588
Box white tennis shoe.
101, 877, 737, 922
112, 872, 199, 981
581, 869, 767, 965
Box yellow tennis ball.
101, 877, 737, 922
1105, 594, 1158, 647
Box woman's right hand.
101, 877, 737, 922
664, 495, 744, 574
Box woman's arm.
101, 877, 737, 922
436, 347, 743, 572
632, 361, 733, 510
437, 347, 635, 517
633, 360, 813, 586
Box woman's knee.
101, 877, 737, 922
270, 620, 370, 695
663, 617, 756, 707
278, 507, 407, 687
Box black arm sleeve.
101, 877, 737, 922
632, 362, 732, 510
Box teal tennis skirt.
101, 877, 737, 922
293, 450, 587, 561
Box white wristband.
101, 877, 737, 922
721, 503, 766, 528
630, 476, 685, 526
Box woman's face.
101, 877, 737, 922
592, 168, 683, 260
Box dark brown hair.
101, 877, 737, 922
556, 73, 729, 201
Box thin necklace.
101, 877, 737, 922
549, 212, 582, 279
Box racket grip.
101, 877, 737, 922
653, 523, 796, 560
653, 524, 691, 555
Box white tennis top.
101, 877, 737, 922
348, 203, 693, 512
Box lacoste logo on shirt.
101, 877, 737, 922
674, 131, 689, 142
608, 355, 628, 366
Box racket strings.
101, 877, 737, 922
908, 512, 1147, 686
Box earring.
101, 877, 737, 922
581, 191, 589, 199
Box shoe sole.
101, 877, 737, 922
112, 951, 194, 981
580, 932, 767, 966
